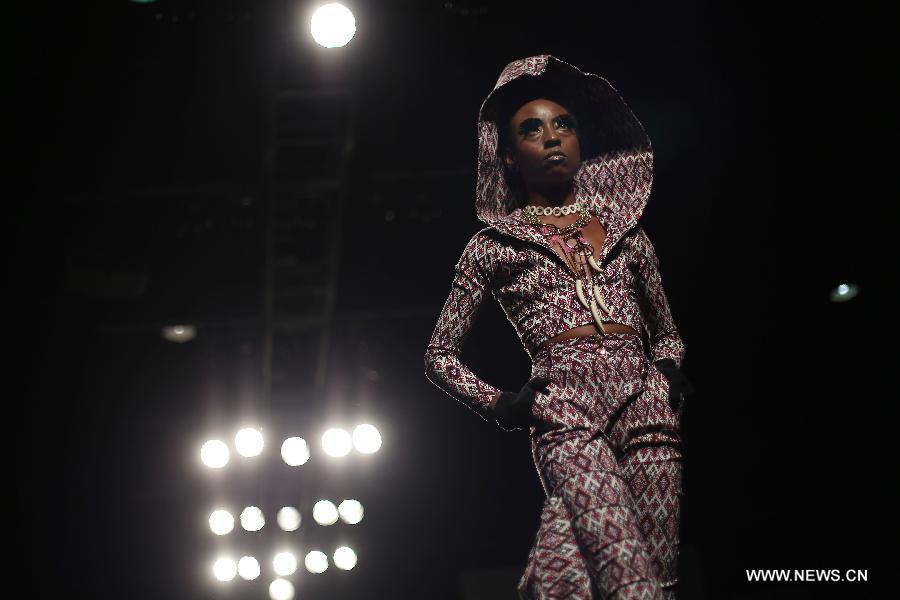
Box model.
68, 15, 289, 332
423, 55, 693, 599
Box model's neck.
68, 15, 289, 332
523, 180, 576, 208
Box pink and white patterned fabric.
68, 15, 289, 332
423, 55, 687, 598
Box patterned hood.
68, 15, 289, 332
476, 55, 654, 262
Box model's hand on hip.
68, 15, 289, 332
492, 376, 552, 432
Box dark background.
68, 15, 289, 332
13, 1, 895, 598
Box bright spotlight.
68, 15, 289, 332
304, 550, 329, 573
201, 439, 230, 469
312, 500, 339, 525
333, 546, 357, 570
322, 428, 352, 457
269, 578, 295, 600
273, 551, 298, 577
238, 556, 260, 580
338, 499, 363, 524
277, 507, 302, 532
352, 423, 382, 453
829, 282, 860, 302
235, 427, 264, 457
309, 2, 356, 48
209, 509, 235, 535
213, 557, 237, 582
240, 506, 265, 532
281, 437, 310, 466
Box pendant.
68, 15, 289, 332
593, 285, 610, 314
587, 255, 602, 272
589, 299, 607, 333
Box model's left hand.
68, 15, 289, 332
653, 358, 695, 410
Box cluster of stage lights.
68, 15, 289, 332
200, 424, 382, 468
200, 425, 379, 598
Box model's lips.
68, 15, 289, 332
544, 151, 566, 161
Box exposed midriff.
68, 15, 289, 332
542, 322, 639, 348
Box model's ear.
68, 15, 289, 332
501, 146, 515, 170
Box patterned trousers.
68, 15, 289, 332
517, 332, 684, 599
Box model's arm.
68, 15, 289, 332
631, 226, 686, 368
424, 230, 505, 425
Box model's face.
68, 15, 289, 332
502, 98, 582, 189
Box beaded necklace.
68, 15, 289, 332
522, 201, 611, 333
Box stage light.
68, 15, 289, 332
213, 557, 238, 582
269, 578, 295, 600
235, 427, 264, 457
338, 499, 363, 524
161, 324, 195, 343
281, 437, 310, 466
312, 500, 338, 525
201, 439, 229, 468
277, 506, 302, 532
240, 506, 265, 531
273, 551, 298, 576
333, 546, 357, 570
238, 556, 260, 580
352, 423, 382, 454
829, 282, 860, 302
209, 509, 235, 535
304, 550, 329, 573
309, 2, 356, 48
322, 427, 352, 457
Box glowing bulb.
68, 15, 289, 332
304, 550, 329, 573
201, 439, 229, 468
235, 427, 264, 457
338, 499, 363, 524
322, 428, 352, 457
208, 509, 234, 535
273, 551, 298, 576
281, 437, 310, 466
277, 506, 301, 532
352, 423, 382, 454
213, 557, 237, 582
240, 506, 265, 531
312, 500, 339, 525
309, 3, 356, 48
269, 578, 295, 600
238, 556, 260, 580
333, 546, 357, 570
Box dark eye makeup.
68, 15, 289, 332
516, 114, 579, 136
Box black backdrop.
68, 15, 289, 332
12, 1, 894, 598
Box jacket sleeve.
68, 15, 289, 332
424, 230, 504, 425
631, 226, 686, 368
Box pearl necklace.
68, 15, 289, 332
521, 201, 611, 333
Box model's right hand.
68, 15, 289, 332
492, 376, 552, 432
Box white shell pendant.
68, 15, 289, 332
593, 285, 610, 314
575, 280, 590, 309
587, 255, 602, 272
589, 299, 607, 333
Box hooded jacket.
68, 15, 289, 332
424, 55, 685, 426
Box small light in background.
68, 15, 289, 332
162, 324, 196, 343
269, 578, 295, 600
273, 551, 298, 576
352, 423, 382, 454
240, 506, 265, 532
312, 500, 339, 526
333, 546, 357, 570
322, 428, 352, 457
304, 550, 329, 573
235, 427, 265, 457
200, 439, 229, 469
212, 557, 237, 582
281, 437, 310, 466
338, 499, 364, 524
309, 3, 356, 48
208, 509, 234, 535
238, 556, 260, 580
829, 282, 860, 303
277, 507, 302, 532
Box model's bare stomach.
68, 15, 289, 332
542, 322, 639, 348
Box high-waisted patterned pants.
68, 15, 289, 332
517, 332, 684, 600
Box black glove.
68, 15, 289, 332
654, 359, 695, 410
492, 376, 552, 432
